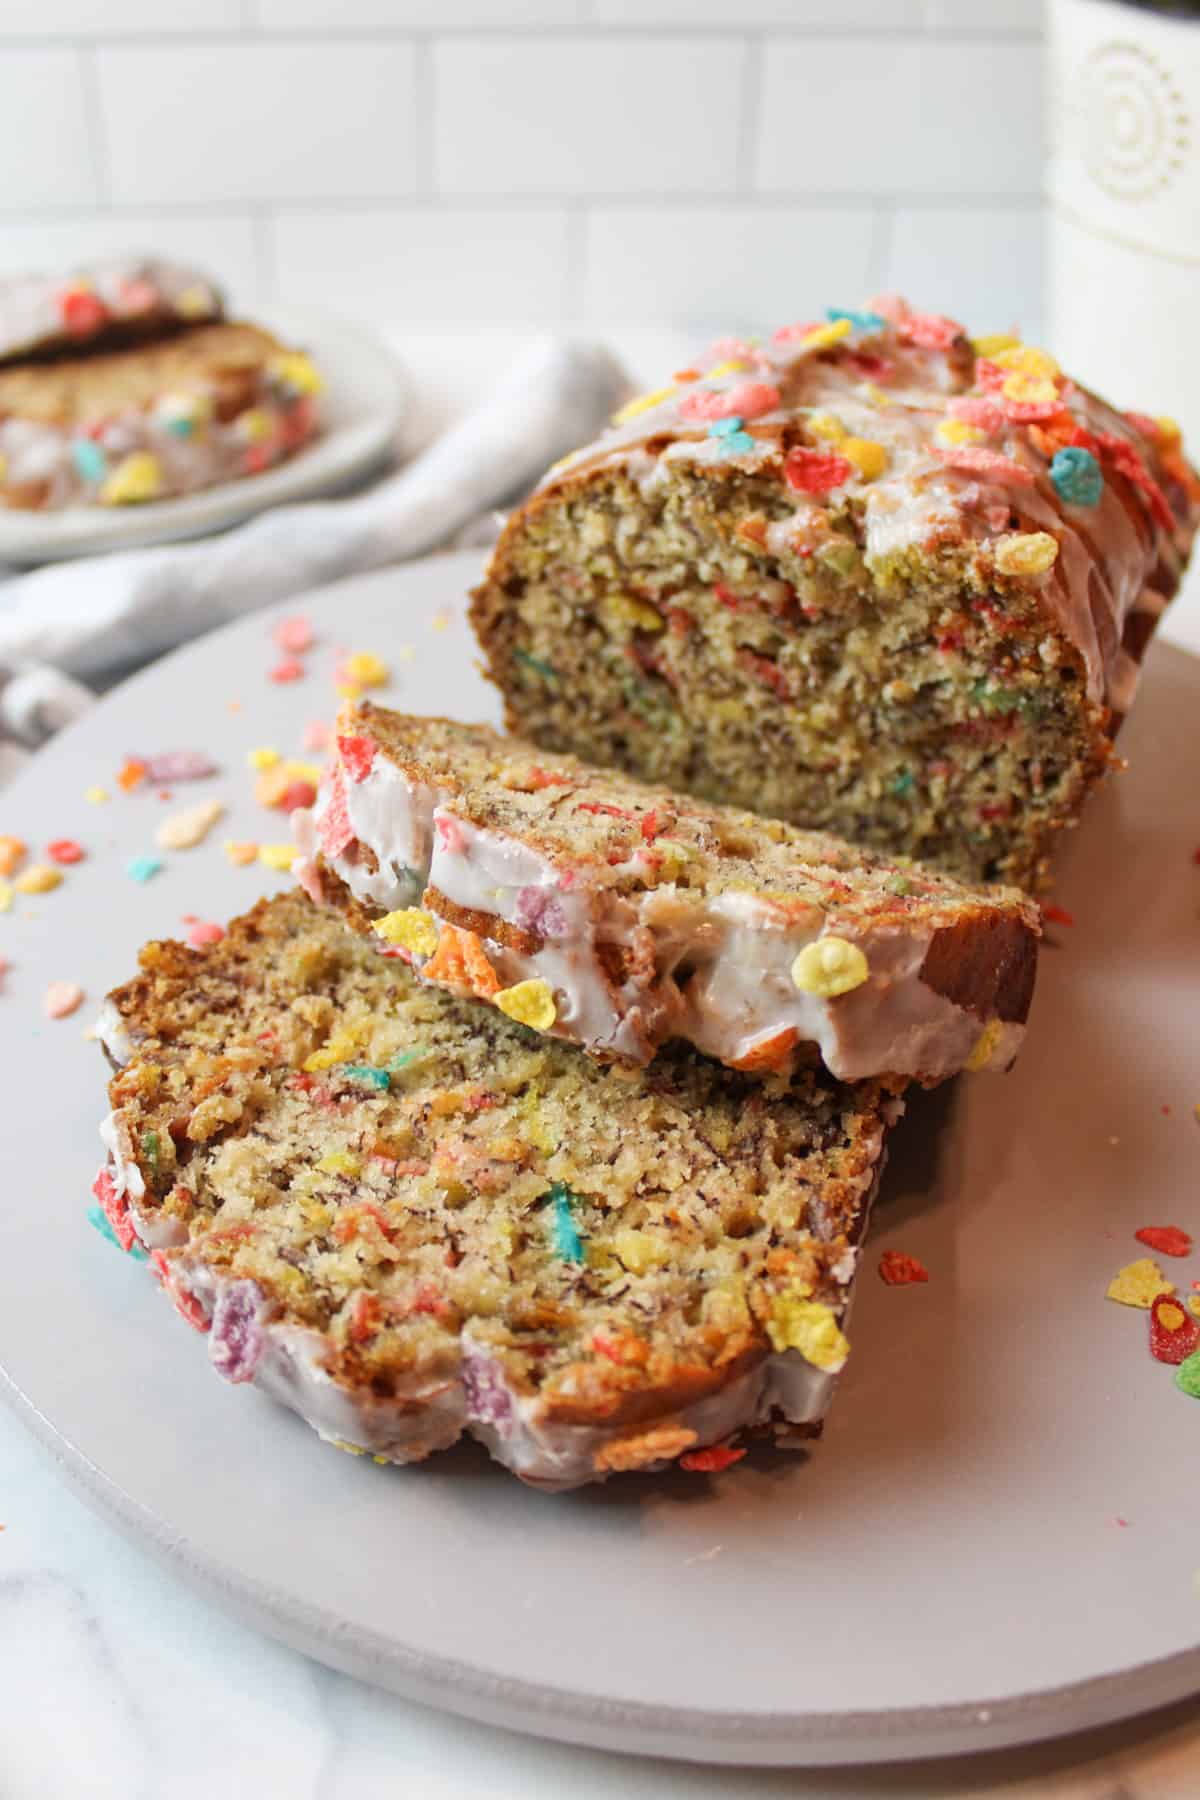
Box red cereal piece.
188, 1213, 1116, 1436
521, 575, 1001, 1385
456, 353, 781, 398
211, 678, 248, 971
1095, 432, 1175, 531
679, 1445, 747, 1473
784, 448, 853, 494
1135, 1225, 1193, 1258
899, 312, 963, 350
59, 289, 109, 336
149, 1251, 210, 1333
1042, 903, 1074, 926
948, 396, 1005, 433
1149, 1293, 1200, 1365
278, 780, 317, 813
724, 381, 780, 421
640, 811, 663, 843
46, 838, 84, 865
316, 764, 354, 858
273, 614, 314, 654
269, 658, 305, 684
186, 921, 225, 949
576, 801, 635, 821
679, 388, 742, 424
92, 1167, 135, 1253
337, 734, 378, 783
934, 446, 1035, 486
879, 1250, 930, 1286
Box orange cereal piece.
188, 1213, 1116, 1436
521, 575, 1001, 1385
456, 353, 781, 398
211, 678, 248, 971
422, 923, 501, 1000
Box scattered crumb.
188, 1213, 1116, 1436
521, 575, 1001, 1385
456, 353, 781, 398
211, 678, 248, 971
43, 980, 84, 1020
223, 840, 259, 867
0, 882, 11, 913
248, 746, 281, 771
269, 659, 305, 684
116, 757, 146, 792
156, 798, 224, 851
1042, 903, 1074, 926
879, 1250, 930, 1286
46, 839, 84, 865
15, 863, 62, 895
0, 836, 26, 877
431, 611, 451, 633
186, 921, 225, 949
395, 645, 415, 664
84, 786, 109, 804
273, 615, 314, 654
126, 854, 163, 884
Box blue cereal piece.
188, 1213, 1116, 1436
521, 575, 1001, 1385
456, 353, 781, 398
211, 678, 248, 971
71, 438, 107, 484
127, 854, 163, 883
549, 1183, 585, 1263
707, 417, 754, 457
343, 1063, 390, 1091
826, 307, 886, 332
1050, 446, 1103, 508
88, 1203, 148, 1260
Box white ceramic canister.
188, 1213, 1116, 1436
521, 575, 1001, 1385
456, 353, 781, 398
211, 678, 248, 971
1048, 0, 1200, 637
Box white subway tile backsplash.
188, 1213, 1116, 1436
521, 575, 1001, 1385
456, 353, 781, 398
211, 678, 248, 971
433, 37, 744, 196
0, 213, 261, 303
587, 1, 922, 26
884, 201, 1046, 334
252, 0, 581, 24
0, 0, 242, 35
755, 38, 1044, 196
0, 52, 97, 210
582, 203, 878, 328
268, 207, 571, 321
96, 43, 419, 207
924, 0, 1044, 33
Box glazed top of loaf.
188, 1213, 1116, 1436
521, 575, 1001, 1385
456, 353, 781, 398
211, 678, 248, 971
536, 297, 1200, 716
0, 255, 223, 364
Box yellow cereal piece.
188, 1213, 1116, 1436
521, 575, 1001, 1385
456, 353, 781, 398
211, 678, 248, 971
936, 417, 985, 448
705, 359, 751, 379
800, 320, 852, 352
84, 786, 109, 805
605, 593, 665, 634
1188, 1296, 1200, 1321
237, 408, 273, 444
994, 531, 1059, 577
100, 451, 162, 506
0, 454, 7, 484
494, 978, 557, 1032
156, 797, 224, 851
1001, 371, 1060, 408
258, 843, 298, 871
15, 863, 62, 894
791, 936, 869, 998
1156, 416, 1182, 448
965, 1019, 1004, 1072
840, 437, 888, 481
248, 746, 281, 771
859, 382, 889, 407
1106, 1258, 1174, 1309
806, 411, 845, 441
613, 1228, 670, 1275
767, 1295, 850, 1371
972, 332, 1021, 358
223, 839, 259, 867
270, 350, 323, 395
303, 1026, 364, 1072
343, 652, 389, 688
0, 835, 26, 877
0, 880, 11, 913
373, 908, 439, 956
316, 1151, 361, 1177
175, 284, 213, 319
988, 343, 1060, 380
612, 385, 677, 425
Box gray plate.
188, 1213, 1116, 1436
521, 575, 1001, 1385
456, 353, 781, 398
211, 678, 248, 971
0, 553, 1197, 1767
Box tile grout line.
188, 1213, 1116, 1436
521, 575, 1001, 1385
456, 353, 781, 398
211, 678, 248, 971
412, 35, 433, 199
735, 33, 763, 199
77, 42, 111, 210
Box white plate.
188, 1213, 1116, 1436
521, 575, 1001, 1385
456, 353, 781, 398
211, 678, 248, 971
0, 552, 1197, 1767
0, 307, 407, 566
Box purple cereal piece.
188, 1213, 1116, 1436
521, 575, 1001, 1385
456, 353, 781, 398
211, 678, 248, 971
461, 1343, 514, 1430
209, 1279, 266, 1384
134, 750, 220, 783
515, 885, 568, 940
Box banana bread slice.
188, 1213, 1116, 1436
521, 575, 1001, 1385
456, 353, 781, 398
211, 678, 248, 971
0, 320, 321, 511
294, 703, 1038, 1082
94, 891, 903, 1489
470, 299, 1200, 890
0, 254, 222, 365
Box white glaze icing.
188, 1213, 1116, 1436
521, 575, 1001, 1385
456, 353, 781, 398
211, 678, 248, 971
300, 753, 1028, 1081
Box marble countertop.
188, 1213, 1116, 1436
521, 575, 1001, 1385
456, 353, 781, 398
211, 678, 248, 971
2, 325, 1199, 1798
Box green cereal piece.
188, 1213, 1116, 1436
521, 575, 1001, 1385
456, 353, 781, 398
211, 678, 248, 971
141, 1129, 160, 1176
891, 769, 914, 797
343, 1064, 390, 1091
1175, 1351, 1200, 1399
514, 648, 558, 683
548, 1182, 585, 1263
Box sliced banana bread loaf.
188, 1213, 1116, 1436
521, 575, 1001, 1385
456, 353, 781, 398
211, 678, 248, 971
470, 299, 1199, 889
94, 891, 903, 1489
295, 704, 1038, 1082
